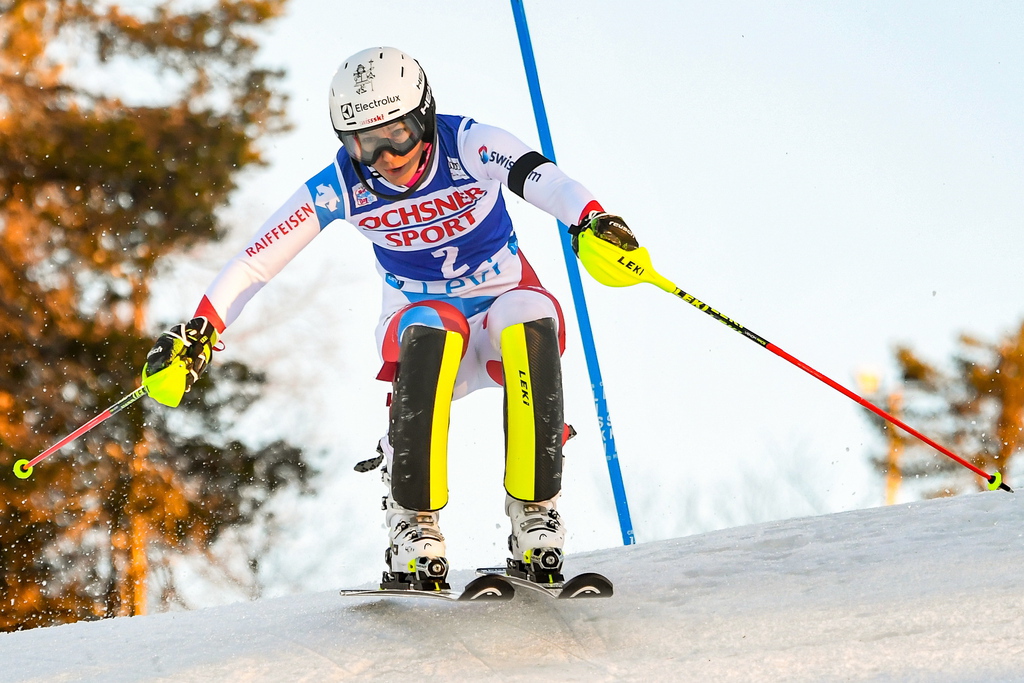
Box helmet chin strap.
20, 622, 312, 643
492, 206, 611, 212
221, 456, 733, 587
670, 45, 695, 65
353, 139, 434, 202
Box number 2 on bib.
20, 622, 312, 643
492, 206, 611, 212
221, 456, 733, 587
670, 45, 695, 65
432, 245, 469, 278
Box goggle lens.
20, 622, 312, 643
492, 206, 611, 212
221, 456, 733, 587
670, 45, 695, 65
341, 114, 426, 165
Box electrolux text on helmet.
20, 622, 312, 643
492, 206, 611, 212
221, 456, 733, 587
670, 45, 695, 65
355, 94, 401, 113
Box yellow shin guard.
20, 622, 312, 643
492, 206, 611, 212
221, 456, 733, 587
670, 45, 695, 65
501, 318, 563, 502
389, 325, 463, 511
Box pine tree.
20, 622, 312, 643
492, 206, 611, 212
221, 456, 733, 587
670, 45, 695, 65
0, 0, 314, 630
863, 324, 1024, 499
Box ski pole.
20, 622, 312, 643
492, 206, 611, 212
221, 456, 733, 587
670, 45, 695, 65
596, 242, 1013, 493
13, 386, 149, 479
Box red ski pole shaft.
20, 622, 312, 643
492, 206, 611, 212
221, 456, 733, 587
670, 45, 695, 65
666, 286, 1011, 492
13, 386, 148, 479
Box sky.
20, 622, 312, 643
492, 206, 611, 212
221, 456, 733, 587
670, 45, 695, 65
3, 491, 1022, 681
139, 1, 1024, 597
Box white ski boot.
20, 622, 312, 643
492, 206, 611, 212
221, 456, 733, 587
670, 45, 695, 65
381, 466, 449, 590
505, 494, 566, 583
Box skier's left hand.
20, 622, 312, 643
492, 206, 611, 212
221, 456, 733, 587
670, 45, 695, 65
569, 212, 653, 288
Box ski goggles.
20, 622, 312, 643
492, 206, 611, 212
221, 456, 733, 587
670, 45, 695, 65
340, 113, 427, 166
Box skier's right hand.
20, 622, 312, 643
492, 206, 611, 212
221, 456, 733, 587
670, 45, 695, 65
142, 317, 219, 407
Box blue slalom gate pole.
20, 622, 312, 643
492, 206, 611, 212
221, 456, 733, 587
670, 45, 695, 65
509, 0, 635, 546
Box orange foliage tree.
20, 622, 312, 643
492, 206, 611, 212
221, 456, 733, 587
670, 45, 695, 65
863, 325, 1024, 499
0, 0, 314, 630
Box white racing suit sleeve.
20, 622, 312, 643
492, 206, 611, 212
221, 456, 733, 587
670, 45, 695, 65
197, 183, 326, 330
458, 121, 598, 226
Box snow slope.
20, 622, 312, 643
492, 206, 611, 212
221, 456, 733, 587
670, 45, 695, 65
3, 491, 1023, 682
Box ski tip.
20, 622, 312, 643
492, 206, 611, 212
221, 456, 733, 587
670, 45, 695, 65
557, 572, 613, 599
13, 459, 32, 479
459, 574, 515, 602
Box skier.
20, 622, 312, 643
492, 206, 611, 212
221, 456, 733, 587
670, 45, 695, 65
140, 47, 642, 591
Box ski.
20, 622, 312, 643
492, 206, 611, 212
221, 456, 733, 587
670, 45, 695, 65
476, 565, 613, 599
339, 574, 514, 602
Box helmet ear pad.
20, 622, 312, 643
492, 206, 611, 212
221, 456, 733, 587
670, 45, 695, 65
415, 79, 436, 146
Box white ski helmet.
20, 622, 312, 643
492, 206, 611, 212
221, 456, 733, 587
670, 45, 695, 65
329, 47, 435, 166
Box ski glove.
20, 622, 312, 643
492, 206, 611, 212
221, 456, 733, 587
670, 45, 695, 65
142, 317, 219, 407
569, 212, 655, 288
